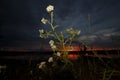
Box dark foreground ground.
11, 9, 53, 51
0, 50, 120, 80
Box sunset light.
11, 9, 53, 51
1, 0, 120, 80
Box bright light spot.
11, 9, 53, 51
68, 54, 79, 60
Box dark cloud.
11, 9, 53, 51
0, 0, 120, 50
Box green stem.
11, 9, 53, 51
54, 32, 61, 42
50, 12, 53, 24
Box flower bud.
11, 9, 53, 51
39, 61, 46, 69
56, 52, 61, 57
48, 57, 53, 63
41, 18, 47, 24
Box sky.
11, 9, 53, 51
1, 0, 120, 51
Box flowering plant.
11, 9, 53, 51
39, 5, 80, 57
36, 4, 119, 80
38, 5, 81, 80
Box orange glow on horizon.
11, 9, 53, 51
58, 46, 120, 52
68, 54, 79, 60
58, 46, 80, 52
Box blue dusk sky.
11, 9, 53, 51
1, 0, 120, 51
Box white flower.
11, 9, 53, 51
66, 28, 72, 32
51, 45, 57, 49
77, 30, 81, 35
39, 29, 44, 33
48, 57, 53, 63
46, 5, 54, 12
41, 18, 47, 24
66, 28, 73, 32
49, 40, 57, 49
66, 28, 75, 35
39, 61, 46, 69
40, 35, 43, 38
49, 40, 54, 46
39, 29, 44, 38
56, 52, 61, 57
